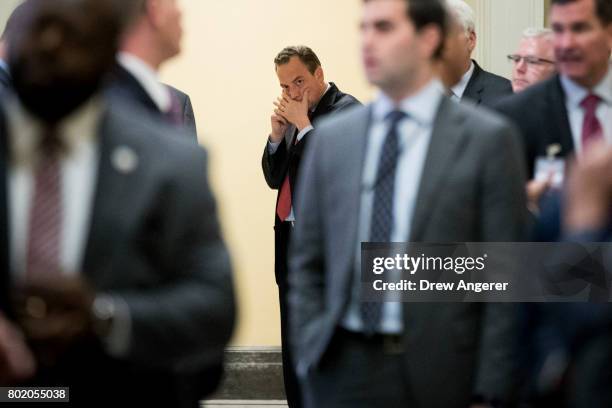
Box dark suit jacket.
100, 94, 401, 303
106, 63, 198, 139
0, 66, 10, 91
495, 75, 573, 176
261, 82, 360, 284
0, 97, 235, 407
463, 60, 513, 107
290, 97, 528, 407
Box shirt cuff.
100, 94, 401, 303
267, 138, 281, 154
296, 125, 314, 143
98, 294, 132, 358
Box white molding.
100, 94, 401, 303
471, 0, 547, 78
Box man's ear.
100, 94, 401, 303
145, 0, 162, 28
315, 66, 324, 83
467, 29, 477, 54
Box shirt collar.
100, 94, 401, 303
560, 64, 612, 108
373, 79, 444, 126
450, 60, 475, 99
0, 59, 9, 76
5, 94, 103, 165
310, 82, 331, 113
118, 52, 171, 112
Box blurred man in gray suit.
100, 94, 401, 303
289, 0, 527, 407
0, 1, 234, 406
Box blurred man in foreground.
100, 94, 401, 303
0, 0, 235, 406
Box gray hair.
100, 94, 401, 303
522, 27, 553, 39
445, 0, 475, 33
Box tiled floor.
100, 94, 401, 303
202, 400, 288, 408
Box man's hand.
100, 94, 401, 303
14, 276, 96, 365
274, 89, 311, 132
270, 112, 289, 143
565, 143, 612, 232
0, 312, 36, 385
526, 177, 552, 214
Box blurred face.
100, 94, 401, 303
276, 56, 325, 108
454, 21, 476, 73
151, 0, 183, 60
440, 16, 468, 87
361, 0, 433, 95
550, 0, 612, 88
511, 36, 556, 92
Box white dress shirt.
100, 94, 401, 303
118, 52, 171, 113
342, 80, 445, 334
451, 61, 475, 101
560, 64, 612, 155
5, 96, 130, 357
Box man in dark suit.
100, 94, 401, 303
0, 1, 235, 406
106, 0, 198, 139
261, 45, 360, 408
496, 0, 611, 177
445, 0, 513, 106
289, 1, 527, 407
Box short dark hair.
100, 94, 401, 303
274, 46, 322, 75
364, 0, 448, 58
551, 0, 612, 25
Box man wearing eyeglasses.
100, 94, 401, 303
508, 28, 556, 93
496, 0, 611, 175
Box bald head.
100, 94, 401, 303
8, 0, 124, 122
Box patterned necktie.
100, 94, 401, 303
361, 110, 406, 335
25, 128, 63, 278
165, 88, 183, 126
580, 94, 603, 150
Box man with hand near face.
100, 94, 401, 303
261, 45, 359, 408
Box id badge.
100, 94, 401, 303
534, 157, 565, 189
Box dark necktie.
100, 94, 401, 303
165, 88, 183, 126
361, 110, 406, 334
276, 113, 314, 221
26, 128, 63, 279
581, 94, 603, 149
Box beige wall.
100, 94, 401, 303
160, 0, 374, 346
0, 0, 546, 346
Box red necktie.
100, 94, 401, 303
276, 174, 292, 221
580, 94, 603, 149
25, 130, 63, 278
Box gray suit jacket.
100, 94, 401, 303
289, 97, 528, 407
0, 97, 234, 406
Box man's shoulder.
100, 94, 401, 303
104, 97, 204, 163
479, 68, 512, 89
326, 83, 362, 110
315, 103, 369, 134
495, 75, 560, 116
446, 97, 514, 135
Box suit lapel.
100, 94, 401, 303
81, 108, 143, 287
548, 76, 574, 154
338, 107, 371, 292
410, 98, 467, 241
463, 61, 483, 104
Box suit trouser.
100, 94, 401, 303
303, 327, 416, 408
275, 221, 303, 408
